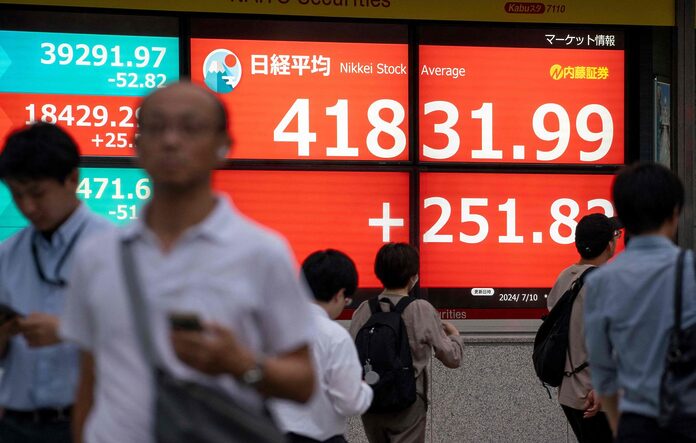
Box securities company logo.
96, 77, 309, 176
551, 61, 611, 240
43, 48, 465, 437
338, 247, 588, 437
203, 49, 242, 94
549, 64, 563, 80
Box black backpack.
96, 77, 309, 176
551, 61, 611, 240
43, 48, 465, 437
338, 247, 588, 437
532, 266, 597, 388
355, 296, 417, 413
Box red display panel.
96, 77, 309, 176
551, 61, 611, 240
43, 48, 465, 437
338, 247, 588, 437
212, 170, 409, 286
419, 46, 624, 164
0, 94, 138, 156
420, 173, 615, 317
191, 39, 409, 161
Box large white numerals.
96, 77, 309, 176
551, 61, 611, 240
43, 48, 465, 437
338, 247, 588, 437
40, 42, 56, 64
326, 100, 358, 157
470, 103, 502, 159
39, 43, 166, 68
422, 101, 460, 159
459, 198, 489, 243
274, 99, 405, 158
587, 198, 614, 217
549, 198, 579, 244
498, 198, 524, 243
422, 101, 614, 162
534, 103, 571, 161
135, 178, 152, 200
366, 99, 406, 158
578, 105, 614, 162
273, 99, 316, 157
422, 196, 616, 245
549, 198, 614, 244
423, 197, 453, 243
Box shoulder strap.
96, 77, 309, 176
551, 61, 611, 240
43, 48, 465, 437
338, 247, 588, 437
120, 237, 159, 369
369, 296, 399, 314
674, 249, 686, 334
368, 297, 380, 314
575, 265, 598, 289
565, 266, 597, 302
393, 296, 416, 314
564, 266, 597, 377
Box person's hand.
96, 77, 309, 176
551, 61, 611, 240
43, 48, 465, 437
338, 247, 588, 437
17, 313, 61, 347
171, 323, 255, 377
442, 320, 460, 337
0, 317, 19, 344
583, 389, 602, 418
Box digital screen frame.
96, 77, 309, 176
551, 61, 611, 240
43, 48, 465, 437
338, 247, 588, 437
0, 9, 630, 332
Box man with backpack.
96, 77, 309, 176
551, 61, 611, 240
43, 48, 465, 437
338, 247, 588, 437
349, 243, 464, 443
585, 162, 696, 442
546, 213, 620, 443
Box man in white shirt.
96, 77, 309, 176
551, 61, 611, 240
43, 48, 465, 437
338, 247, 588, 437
61, 82, 316, 443
273, 249, 373, 443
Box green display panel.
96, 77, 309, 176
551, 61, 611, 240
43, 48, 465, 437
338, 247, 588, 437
0, 167, 150, 241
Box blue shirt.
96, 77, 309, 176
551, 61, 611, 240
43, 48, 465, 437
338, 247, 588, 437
0, 203, 111, 410
585, 235, 696, 418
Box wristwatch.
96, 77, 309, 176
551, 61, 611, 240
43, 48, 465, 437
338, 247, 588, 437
240, 360, 265, 388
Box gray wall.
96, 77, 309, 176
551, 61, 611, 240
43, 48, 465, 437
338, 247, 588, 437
346, 336, 575, 443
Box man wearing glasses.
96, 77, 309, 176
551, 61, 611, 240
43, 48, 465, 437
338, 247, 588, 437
546, 213, 621, 443
61, 82, 316, 443
0, 122, 111, 443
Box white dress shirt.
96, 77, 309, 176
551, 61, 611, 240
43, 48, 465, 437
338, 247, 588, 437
272, 303, 373, 440
60, 197, 316, 443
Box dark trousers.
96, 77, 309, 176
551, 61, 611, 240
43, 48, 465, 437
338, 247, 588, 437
561, 405, 613, 443
616, 413, 696, 443
361, 396, 427, 443
0, 414, 71, 443
287, 433, 347, 443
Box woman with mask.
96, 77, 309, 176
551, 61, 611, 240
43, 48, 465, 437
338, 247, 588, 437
349, 242, 465, 443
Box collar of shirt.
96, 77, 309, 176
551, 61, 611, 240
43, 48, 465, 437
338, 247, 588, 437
624, 234, 677, 252
33, 203, 89, 250
122, 195, 239, 246
309, 303, 330, 320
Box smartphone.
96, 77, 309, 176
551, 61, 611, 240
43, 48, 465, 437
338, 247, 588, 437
168, 312, 203, 331
0, 303, 21, 326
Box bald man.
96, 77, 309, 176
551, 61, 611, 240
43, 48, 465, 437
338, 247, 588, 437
61, 82, 315, 443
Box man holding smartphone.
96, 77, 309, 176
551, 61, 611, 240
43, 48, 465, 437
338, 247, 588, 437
61, 82, 316, 443
0, 123, 111, 443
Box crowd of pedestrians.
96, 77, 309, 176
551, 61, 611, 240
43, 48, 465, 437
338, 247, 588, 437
0, 82, 693, 443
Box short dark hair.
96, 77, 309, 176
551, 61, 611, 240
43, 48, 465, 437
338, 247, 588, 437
0, 123, 79, 182
575, 213, 620, 259
612, 162, 684, 235
301, 249, 358, 302
374, 243, 419, 290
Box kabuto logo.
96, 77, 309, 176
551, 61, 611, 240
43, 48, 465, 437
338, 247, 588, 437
203, 49, 242, 94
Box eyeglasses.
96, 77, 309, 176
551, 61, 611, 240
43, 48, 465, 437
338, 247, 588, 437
613, 230, 622, 239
